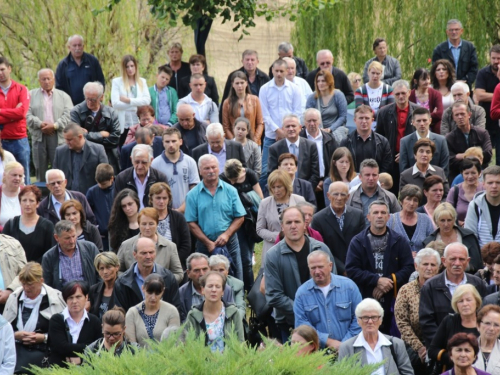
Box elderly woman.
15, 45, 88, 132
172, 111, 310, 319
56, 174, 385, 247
126, 274, 180, 348
3, 185, 54, 263
4, 262, 65, 373
355, 61, 394, 130
149, 182, 191, 271
429, 284, 481, 371
476, 242, 500, 290
86, 307, 136, 357
423, 203, 483, 273
231, 117, 262, 175
0, 161, 23, 231
388, 184, 434, 255
338, 298, 413, 375
416, 175, 445, 222
306, 70, 348, 143
445, 333, 490, 375
117, 207, 183, 283
256, 170, 305, 265
395, 249, 441, 372
447, 158, 484, 226
178, 54, 219, 104
400, 138, 449, 204
124, 105, 168, 145
60, 199, 103, 251
222, 73, 264, 143
430, 59, 456, 111
185, 271, 244, 352
89, 252, 120, 319
209, 254, 246, 315
48, 281, 102, 367
108, 189, 140, 253
474, 305, 500, 374
322, 147, 359, 205
409, 68, 444, 134
0, 143, 15, 185
291, 325, 320, 356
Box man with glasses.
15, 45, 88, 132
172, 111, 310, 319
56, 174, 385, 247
53, 123, 108, 194
432, 19, 478, 89
37, 168, 96, 225
345, 200, 413, 334
305, 49, 354, 104
311, 182, 365, 276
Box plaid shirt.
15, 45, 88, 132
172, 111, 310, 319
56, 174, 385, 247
58, 245, 84, 285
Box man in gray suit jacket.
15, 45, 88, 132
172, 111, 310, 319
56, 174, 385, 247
27, 68, 73, 182
399, 107, 449, 175
53, 123, 108, 194
268, 114, 320, 189
191, 123, 246, 170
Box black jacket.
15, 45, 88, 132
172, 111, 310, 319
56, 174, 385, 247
166, 61, 191, 92
293, 178, 316, 206
178, 74, 219, 104
419, 271, 487, 347
172, 119, 207, 157
432, 39, 478, 87
112, 262, 185, 321
42, 240, 101, 291
89, 280, 116, 317
340, 131, 393, 173
37, 190, 97, 226
191, 139, 247, 168
306, 67, 354, 104
299, 128, 338, 177
221, 67, 270, 107
269, 56, 309, 79
82, 221, 103, 252
168, 208, 192, 270
113, 166, 169, 208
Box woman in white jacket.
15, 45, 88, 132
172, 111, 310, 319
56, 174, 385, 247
111, 55, 151, 145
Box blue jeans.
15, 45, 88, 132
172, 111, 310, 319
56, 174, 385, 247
259, 136, 276, 190
237, 227, 255, 292
2, 138, 30, 185
196, 233, 243, 281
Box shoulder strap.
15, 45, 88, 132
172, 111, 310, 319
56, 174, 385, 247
388, 337, 399, 369
453, 186, 459, 207
60, 313, 73, 344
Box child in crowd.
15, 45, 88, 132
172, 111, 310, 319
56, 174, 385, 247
379, 172, 393, 191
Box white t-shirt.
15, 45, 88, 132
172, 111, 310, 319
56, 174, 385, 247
366, 84, 384, 112
0, 193, 21, 227
319, 284, 331, 299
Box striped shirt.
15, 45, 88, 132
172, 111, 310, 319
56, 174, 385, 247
58, 245, 84, 285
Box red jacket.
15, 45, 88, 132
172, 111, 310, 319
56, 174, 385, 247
491, 83, 500, 121
0, 80, 30, 139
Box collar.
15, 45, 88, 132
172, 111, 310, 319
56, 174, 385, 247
20, 285, 47, 302
416, 131, 430, 140
133, 263, 157, 278
396, 103, 410, 113
448, 39, 463, 49
41, 88, 54, 96
285, 138, 300, 148
154, 84, 169, 93
58, 243, 79, 256
270, 78, 292, 88
161, 150, 184, 164
305, 129, 322, 141
361, 185, 380, 197
353, 331, 391, 348
201, 178, 223, 192
62, 306, 89, 323
208, 142, 226, 155
330, 205, 347, 219
309, 273, 340, 290
133, 168, 150, 181
444, 271, 467, 286
186, 93, 209, 104
69, 53, 87, 63
412, 163, 436, 175
51, 191, 71, 207
356, 131, 373, 140
191, 282, 203, 297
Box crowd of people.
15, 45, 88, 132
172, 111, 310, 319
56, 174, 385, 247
1, 17, 500, 374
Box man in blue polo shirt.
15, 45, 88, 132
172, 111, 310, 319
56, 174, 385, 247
185, 154, 246, 280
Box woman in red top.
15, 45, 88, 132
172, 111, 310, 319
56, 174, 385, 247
409, 68, 443, 134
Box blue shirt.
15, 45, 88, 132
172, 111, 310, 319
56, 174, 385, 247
156, 85, 172, 125
294, 273, 362, 348
66, 54, 93, 105
133, 263, 157, 298
185, 178, 246, 241
448, 39, 463, 71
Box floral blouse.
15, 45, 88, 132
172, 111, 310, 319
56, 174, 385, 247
206, 305, 226, 353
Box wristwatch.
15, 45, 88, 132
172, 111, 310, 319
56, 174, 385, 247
43, 334, 48, 344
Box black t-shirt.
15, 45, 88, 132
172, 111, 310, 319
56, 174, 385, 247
402, 222, 417, 241
367, 229, 388, 277
291, 236, 310, 285
220, 169, 258, 194
487, 199, 500, 238
475, 65, 500, 131
354, 132, 377, 172
183, 130, 199, 156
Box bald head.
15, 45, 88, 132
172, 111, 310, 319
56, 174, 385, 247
283, 57, 297, 81
328, 181, 349, 212
176, 103, 196, 130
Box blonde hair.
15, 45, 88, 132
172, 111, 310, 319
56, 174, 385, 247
267, 170, 293, 198
464, 147, 483, 164
379, 173, 393, 190
121, 55, 144, 92
2, 161, 24, 184
19, 262, 44, 284
433, 202, 457, 226
451, 284, 482, 314
368, 61, 383, 73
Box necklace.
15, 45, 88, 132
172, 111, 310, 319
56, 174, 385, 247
482, 351, 491, 368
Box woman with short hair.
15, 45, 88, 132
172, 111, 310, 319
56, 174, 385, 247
60, 199, 103, 251
0, 161, 24, 231
444, 333, 488, 375
89, 252, 120, 319
474, 305, 500, 374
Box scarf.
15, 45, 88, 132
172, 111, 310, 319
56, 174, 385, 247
17, 286, 47, 333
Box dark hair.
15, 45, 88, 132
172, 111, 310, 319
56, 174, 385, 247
372, 38, 386, 51
62, 280, 89, 302
60, 199, 86, 228
446, 332, 479, 356
149, 125, 164, 137
95, 163, 114, 183
0, 57, 11, 68
278, 153, 298, 167
143, 274, 165, 295
422, 175, 444, 192
413, 107, 431, 118
413, 138, 436, 156
188, 54, 206, 70
18, 185, 42, 203
109, 189, 140, 251
163, 127, 182, 139
314, 69, 334, 98
233, 117, 253, 140
136, 105, 155, 119
228, 72, 250, 118
399, 184, 423, 205
490, 45, 500, 55
330, 147, 356, 182
157, 64, 173, 76
149, 182, 172, 207
477, 304, 500, 326
102, 306, 127, 327
430, 59, 456, 91
481, 242, 500, 265
135, 127, 153, 144
460, 158, 481, 174
63, 122, 85, 136
200, 271, 226, 289
412, 68, 431, 90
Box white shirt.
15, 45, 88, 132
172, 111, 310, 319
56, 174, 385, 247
291, 77, 312, 112
259, 78, 303, 139
353, 331, 391, 375
366, 84, 384, 112
412, 163, 436, 177
62, 307, 89, 344
444, 272, 467, 296
178, 94, 218, 124
133, 169, 150, 210
0, 192, 21, 227
306, 129, 325, 177
416, 131, 431, 140
51, 191, 71, 219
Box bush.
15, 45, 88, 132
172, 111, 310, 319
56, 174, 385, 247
31, 330, 379, 375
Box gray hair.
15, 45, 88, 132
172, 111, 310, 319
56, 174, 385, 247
443, 242, 469, 258
392, 79, 410, 91
355, 298, 384, 318
303, 108, 322, 124
209, 255, 230, 270
415, 248, 442, 266
37, 68, 54, 80
360, 158, 379, 173
447, 19, 463, 29
451, 81, 470, 94
67, 34, 84, 45
83, 82, 104, 97
198, 154, 218, 170
186, 253, 209, 270
131, 144, 153, 160
296, 201, 317, 214
368, 200, 389, 214
206, 123, 225, 138
278, 42, 294, 53
54, 220, 75, 236
316, 49, 333, 61
282, 113, 301, 126
46, 169, 65, 182
307, 250, 330, 264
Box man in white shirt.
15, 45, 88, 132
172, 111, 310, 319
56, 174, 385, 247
283, 57, 312, 112
178, 74, 218, 125
259, 59, 302, 188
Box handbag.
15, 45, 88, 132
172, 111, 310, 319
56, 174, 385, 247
15, 343, 49, 374
211, 246, 237, 277
247, 268, 272, 320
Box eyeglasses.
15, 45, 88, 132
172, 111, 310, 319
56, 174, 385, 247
85, 97, 100, 103
354, 79, 362, 83
47, 180, 64, 187
359, 316, 381, 323
330, 192, 348, 198
481, 321, 500, 328
103, 331, 123, 338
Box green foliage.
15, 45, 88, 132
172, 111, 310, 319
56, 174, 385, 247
292, 0, 500, 79
30, 330, 379, 375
